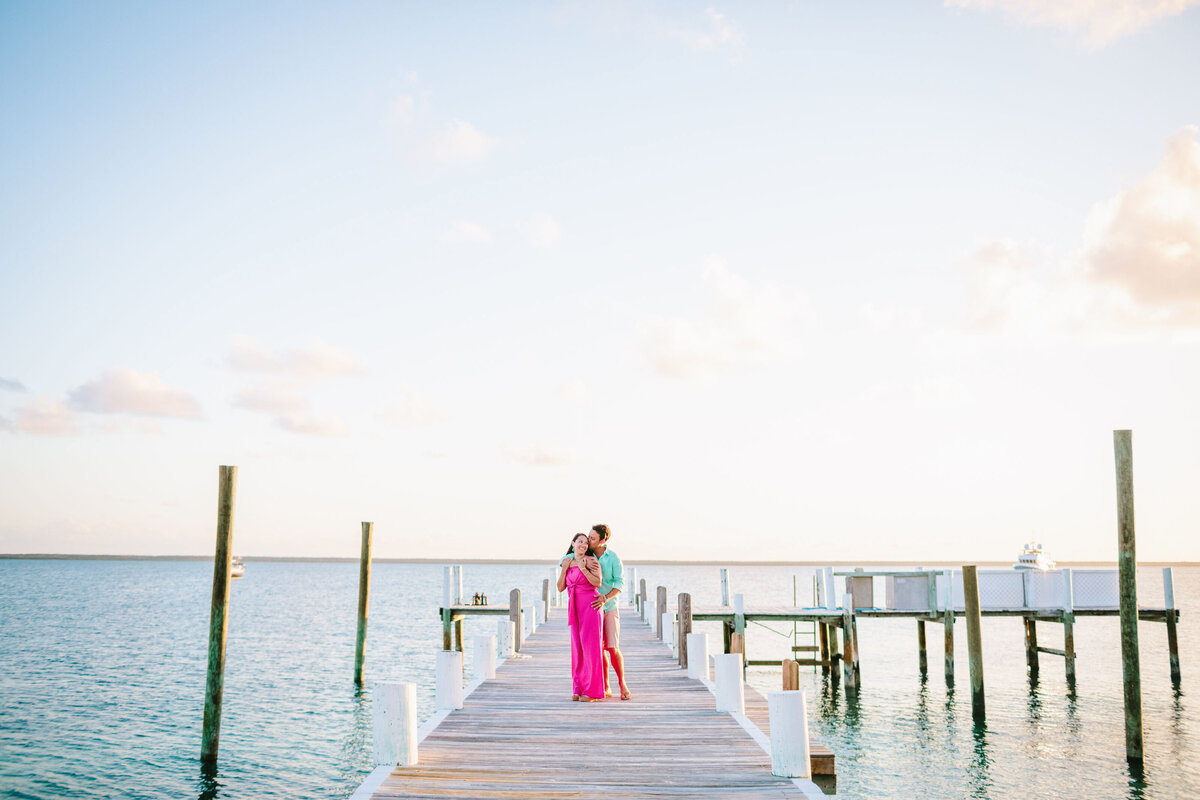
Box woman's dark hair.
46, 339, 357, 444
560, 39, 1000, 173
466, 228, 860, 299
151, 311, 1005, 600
565, 532, 596, 558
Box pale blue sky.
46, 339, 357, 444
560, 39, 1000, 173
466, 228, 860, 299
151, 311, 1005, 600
2, 1, 1199, 561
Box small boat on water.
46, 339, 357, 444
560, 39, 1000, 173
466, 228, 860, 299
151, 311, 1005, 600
1013, 542, 1055, 570
231, 557, 246, 579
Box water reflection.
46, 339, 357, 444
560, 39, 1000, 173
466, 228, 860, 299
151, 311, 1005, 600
1126, 757, 1148, 800
967, 721, 994, 799
197, 760, 222, 800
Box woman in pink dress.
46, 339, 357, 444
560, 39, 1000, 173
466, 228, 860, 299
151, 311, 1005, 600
557, 533, 604, 701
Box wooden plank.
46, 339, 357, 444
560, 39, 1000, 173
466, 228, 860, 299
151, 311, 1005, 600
374, 608, 815, 799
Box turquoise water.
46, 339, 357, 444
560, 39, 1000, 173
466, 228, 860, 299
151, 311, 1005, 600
0, 560, 1195, 799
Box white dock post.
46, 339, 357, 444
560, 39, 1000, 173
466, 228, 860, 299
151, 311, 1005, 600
436, 650, 463, 710
628, 567, 639, 606
497, 619, 515, 658
536, 600, 546, 626
823, 567, 836, 608
452, 565, 463, 605
523, 604, 537, 635
714, 653, 745, 713
721, 568, 731, 606
687, 633, 710, 680
442, 566, 451, 611
474, 635, 496, 680
373, 681, 418, 766
1165, 567, 1181, 683
768, 690, 811, 778
661, 612, 672, 646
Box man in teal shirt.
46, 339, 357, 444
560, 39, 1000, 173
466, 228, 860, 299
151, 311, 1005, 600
587, 524, 630, 700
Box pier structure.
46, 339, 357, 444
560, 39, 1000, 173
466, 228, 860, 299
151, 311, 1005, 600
358, 605, 833, 799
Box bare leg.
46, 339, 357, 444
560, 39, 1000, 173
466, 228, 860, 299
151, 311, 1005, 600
602, 650, 612, 697
606, 647, 631, 699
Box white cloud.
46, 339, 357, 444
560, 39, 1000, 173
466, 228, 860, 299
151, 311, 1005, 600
518, 212, 563, 248
502, 445, 572, 467
391, 94, 415, 125
430, 120, 495, 166
233, 386, 305, 415
10, 397, 80, 436
946, 0, 1200, 48
226, 336, 364, 381
67, 369, 202, 419
665, 7, 743, 52
640, 257, 805, 378
275, 412, 348, 437
966, 127, 1200, 333
0, 377, 26, 392
378, 388, 446, 427
440, 220, 494, 245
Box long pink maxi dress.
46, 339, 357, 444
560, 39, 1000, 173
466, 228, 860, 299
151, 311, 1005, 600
566, 564, 605, 699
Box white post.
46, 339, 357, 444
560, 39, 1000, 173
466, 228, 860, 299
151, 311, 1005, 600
721, 568, 731, 606
628, 567, 639, 605
670, 616, 679, 657
550, 570, 558, 606
714, 653, 745, 713
823, 567, 836, 608
661, 612, 672, 644
523, 604, 537, 636
768, 690, 811, 778
497, 619, 514, 658
442, 566, 451, 610
453, 565, 463, 605
687, 633, 710, 680
436, 650, 464, 710
373, 681, 417, 766
536, 600, 547, 625
1164, 567, 1175, 610
474, 635, 496, 680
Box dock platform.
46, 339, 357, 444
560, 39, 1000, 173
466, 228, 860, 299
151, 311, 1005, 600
369, 608, 828, 799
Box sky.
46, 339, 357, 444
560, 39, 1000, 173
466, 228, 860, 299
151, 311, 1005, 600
2, 1, 1199, 563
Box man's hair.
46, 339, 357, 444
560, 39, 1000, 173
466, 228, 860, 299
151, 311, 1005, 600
591, 524, 611, 543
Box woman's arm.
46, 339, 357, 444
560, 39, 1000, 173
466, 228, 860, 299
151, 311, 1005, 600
556, 558, 571, 592
580, 557, 602, 588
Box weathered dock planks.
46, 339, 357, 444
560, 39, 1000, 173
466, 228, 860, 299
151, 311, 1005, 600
372, 609, 820, 799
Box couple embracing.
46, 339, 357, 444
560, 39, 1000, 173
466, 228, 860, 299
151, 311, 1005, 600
556, 524, 632, 702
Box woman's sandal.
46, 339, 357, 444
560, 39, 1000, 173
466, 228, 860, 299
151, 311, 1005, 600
620, 687, 632, 700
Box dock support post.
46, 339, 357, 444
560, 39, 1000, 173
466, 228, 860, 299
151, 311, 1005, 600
963, 564, 985, 722
474, 635, 496, 680
1024, 618, 1040, 679
509, 589, 522, 653
687, 633, 709, 680
1062, 568, 1076, 688
841, 593, 857, 692
542, 579, 551, 622
523, 604, 537, 636
917, 620, 928, 677
768, 690, 811, 779
354, 521, 373, 686
436, 650, 463, 710
721, 568, 731, 606
818, 624, 830, 674
1114, 429, 1144, 763
678, 593, 692, 669
639, 579, 647, 618
497, 619, 514, 658
656, 586, 667, 638
627, 567, 638, 607
373, 682, 417, 767
201, 465, 237, 767
1164, 567, 1181, 684
715, 653, 745, 713
782, 659, 800, 690
943, 569, 955, 686
452, 566, 464, 652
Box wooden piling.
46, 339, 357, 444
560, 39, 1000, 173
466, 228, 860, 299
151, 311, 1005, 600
1024, 618, 1039, 679
201, 465, 237, 766
963, 564, 985, 722
917, 620, 928, 677
656, 586, 667, 639
818, 624, 830, 674
782, 659, 800, 691
354, 521, 373, 686
509, 588, 522, 653
678, 593, 692, 669
542, 579, 551, 622
639, 578, 647, 615
1164, 567, 1181, 684
841, 593, 857, 692
1113, 429, 1143, 762
721, 568, 731, 606
730, 632, 745, 655
943, 569, 955, 685
1062, 568, 1076, 687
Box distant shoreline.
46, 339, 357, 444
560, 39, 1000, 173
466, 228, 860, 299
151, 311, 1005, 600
1, 553, 1196, 567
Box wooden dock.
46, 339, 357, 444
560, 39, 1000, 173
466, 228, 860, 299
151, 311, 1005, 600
368, 608, 828, 799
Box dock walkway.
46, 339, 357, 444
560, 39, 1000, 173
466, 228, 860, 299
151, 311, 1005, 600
370, 608, 820, 799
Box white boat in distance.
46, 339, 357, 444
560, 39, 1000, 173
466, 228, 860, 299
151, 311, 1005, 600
1013, 542, 1055, 570
231, 557, 246, 579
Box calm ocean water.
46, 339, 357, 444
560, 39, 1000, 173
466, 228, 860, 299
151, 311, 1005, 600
0, 559, 1195, 800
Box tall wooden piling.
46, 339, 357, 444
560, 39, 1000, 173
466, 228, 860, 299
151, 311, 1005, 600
943, 569, 955, 686
201, 465, 237, 766
509, 588, 522, 653
720, 568, 731, 606
841, 593, 857, 692
963, 564, 985, 722
656, 586, 667, 639
1023, 618, 1039, 679
818, 624, 830, 674
1164, 567, 1181, 684
917, 620, 928, 676
1113, 429, 1143, 762
354, 521, 374, 686
678, 593, 692, 669
1062, 568, 1076, 687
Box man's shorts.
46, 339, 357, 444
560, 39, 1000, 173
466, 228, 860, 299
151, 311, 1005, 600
602, 607, 620, 649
